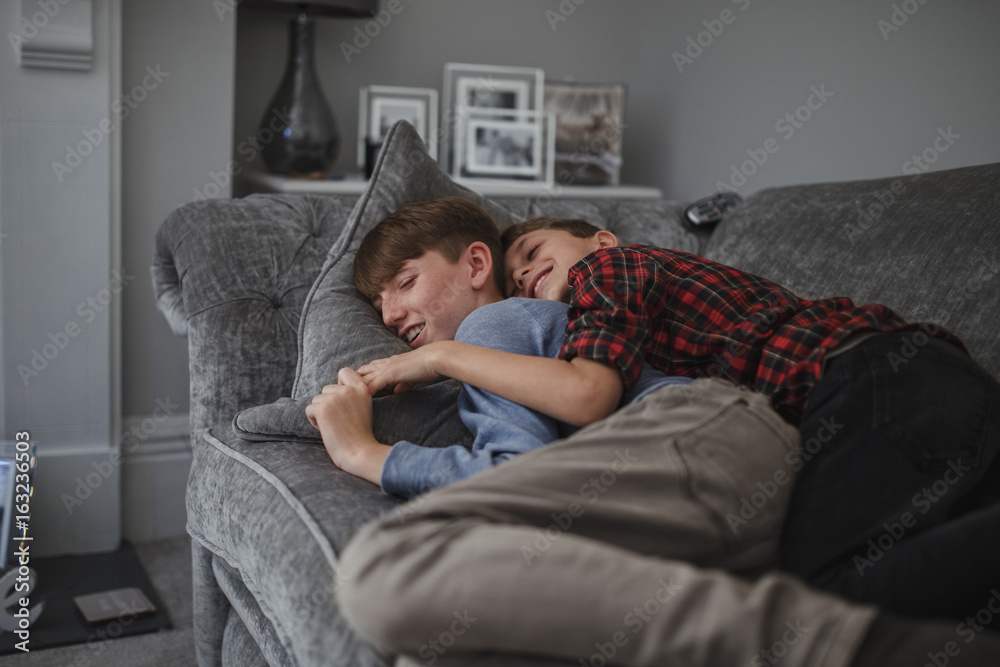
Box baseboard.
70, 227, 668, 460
121, 411, 191, 544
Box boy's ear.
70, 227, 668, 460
594, 230, 618, 249
465, 242, 495, 290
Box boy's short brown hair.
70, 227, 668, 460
353, 196, 504, 299
500, 217, 603, 252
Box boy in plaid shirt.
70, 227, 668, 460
363, 215, 1000, 624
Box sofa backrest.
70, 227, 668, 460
704, 162, 1000, 380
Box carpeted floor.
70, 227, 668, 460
2, 536, 195, 666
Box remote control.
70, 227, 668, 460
685, 191, 744, 226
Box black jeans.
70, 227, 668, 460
780, 331, 1000, 622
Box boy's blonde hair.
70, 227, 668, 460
353, 197, 504, 300
500, 217, 603, 252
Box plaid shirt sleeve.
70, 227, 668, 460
559, 247, 663, 390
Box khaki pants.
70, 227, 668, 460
339, 379, 876, 667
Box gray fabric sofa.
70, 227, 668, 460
152, 120, 1000, 666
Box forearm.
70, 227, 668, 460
381, 442, 513, 499
429, 341, 623, 426
316, 422, 391, 486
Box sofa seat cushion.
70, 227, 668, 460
186, 425, 397, 667
703, 162, 1000, 379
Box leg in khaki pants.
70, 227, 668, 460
339, 379, 876, 667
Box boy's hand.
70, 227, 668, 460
305, 367, 389, 485
358, 342, 447, 395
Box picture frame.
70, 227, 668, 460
452, 107, 556, 184
441, 63, 545, 174
543, 81, 627, 186
466, 118, 541, 178
357, 85, 438, 170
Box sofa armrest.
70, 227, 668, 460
152, 193, 359, 432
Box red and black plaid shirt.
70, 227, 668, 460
560, 245, 964, 423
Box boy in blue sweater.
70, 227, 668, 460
306, 197, 688, 498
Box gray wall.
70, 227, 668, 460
235, 0, 1000, 198
122, 0, 235, 417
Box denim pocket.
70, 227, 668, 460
671, 390, 800, 552
865, 339, 988, 472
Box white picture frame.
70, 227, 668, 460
465, 119, 542, 178
442, 63, 544, 173
452, 107, 556, 184
357, 85, 438, 170
455, 76, 531, 115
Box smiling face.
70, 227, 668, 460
373, 246, 501, 348
504, 229, 617, 301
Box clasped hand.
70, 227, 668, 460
305, 367, 378, 471
304, 345, 447, 483
357, 341, 447, 395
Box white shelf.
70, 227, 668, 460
240, 170, 662, 199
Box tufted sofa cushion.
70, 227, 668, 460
152, 194, 359, 432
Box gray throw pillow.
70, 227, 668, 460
234, 120, 520, 447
